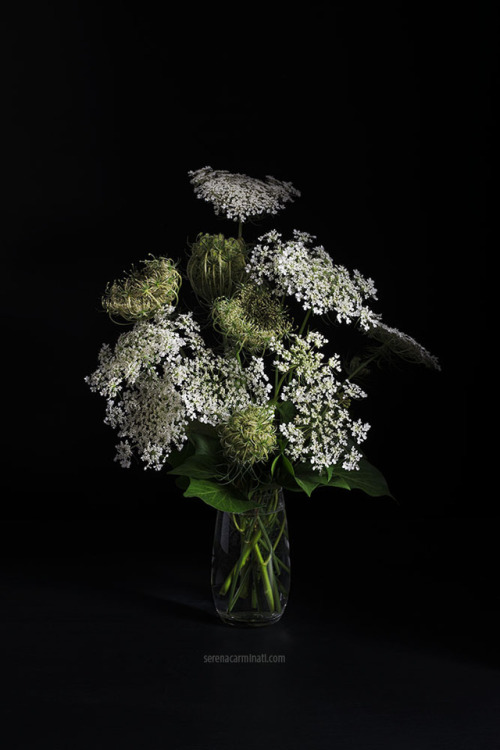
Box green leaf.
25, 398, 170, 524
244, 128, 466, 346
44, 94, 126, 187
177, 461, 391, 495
189, 430, 221, 459
293, 474, 320, 497
331, 456, 393, 498
270, 452, 300, 491
183, 478, 259, 512
276, 400, 297, 424
168, 441, 194, 469
293, 455, 393, 499
289, 462, 324, 496
187, 420, 219, 439
270, 454, 280, 478
167, 453, 220, 480
281, 454, 295, 477
326, 475, 352, 491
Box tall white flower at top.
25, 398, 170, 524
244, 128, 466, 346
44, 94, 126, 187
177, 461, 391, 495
188, 167, 301, 224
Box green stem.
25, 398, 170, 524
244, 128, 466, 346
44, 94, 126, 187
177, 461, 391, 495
298, 308, 312, 336
273, 516, 287, 552
254, 542, 276, 612
228, 560, 253, 610
220, 526, 262, 596
271, 372, 288, 404
270, 310, 313, 404
270, 565, 282, 613
257, 516, 275, 565
219, 494, 287, 615
346, 345, 387, 381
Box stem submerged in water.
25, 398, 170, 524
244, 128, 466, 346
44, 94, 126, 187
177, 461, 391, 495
215, 492, 289, 617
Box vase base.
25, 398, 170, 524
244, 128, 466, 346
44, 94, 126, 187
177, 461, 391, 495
216, 610, 285, 627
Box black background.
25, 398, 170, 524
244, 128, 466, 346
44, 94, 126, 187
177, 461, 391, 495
2, 2, 481, 534
1, 2, 496, 748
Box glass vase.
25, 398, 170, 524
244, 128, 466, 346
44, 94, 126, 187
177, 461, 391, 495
211, 487, 290, 627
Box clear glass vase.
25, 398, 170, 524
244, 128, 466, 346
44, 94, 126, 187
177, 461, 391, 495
211, 487, 290, 627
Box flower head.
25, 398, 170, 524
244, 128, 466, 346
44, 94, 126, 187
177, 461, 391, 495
246, 230, 380, 329
85, 310, 272, 470
212, 283, 293, 354
366, 322, 441, 370
187, 233, 246, 303
272, 333, 371, 473
188, 167, 301, 223
102, 255, 182, 323
219, 404, 277, 467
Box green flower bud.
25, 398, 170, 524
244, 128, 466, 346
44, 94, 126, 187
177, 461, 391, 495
102, 255, 182, 323
187, 233, 246, 304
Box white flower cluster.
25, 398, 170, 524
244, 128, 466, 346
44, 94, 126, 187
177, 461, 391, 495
271, 334, 370, 472
367, 322, 441, 371
246, 229, 380, 328
188, 167, 301, 223
85, 310, 272, 470
272, 331, 336, 383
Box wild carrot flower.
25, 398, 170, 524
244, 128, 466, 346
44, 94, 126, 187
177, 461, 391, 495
212, 284, 293, 354
186, 233, 246, 304
246, 229, 379, 329
188, 167, 301, 224
102, 255, 182, 323
218, 404, 278, 468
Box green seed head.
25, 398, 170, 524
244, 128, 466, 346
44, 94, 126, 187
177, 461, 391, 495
219, 405, 277, 467
212, 283, 292, 354
186, 233, 246, 304
102, 255, 182, 323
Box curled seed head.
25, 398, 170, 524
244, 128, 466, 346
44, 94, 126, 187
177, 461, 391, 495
212, 283, 292, 354
187, 233, 246, 304
102, 255, 182, 323
219, 405, 277, 467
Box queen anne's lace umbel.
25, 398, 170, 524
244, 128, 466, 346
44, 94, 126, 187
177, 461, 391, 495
246, 229, 380, 328
366, 321, 442, 370
271, 333, 370, 472
85, 310, 272, 470
188, 167, 301, 223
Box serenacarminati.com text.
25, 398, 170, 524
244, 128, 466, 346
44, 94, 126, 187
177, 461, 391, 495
203, 653, 285, 664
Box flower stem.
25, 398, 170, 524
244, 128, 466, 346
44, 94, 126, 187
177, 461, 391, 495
219, 499, 286, 615
220, 526, 262, 597
298, 308, 312, 336
346, 345, 388, 381
254, 542, 276, 612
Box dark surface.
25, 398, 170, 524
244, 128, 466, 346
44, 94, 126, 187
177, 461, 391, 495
1, 520, 499, 750
2, 2, 494, 748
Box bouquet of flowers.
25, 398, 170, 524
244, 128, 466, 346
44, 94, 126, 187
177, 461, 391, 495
86, 167, 440, 625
